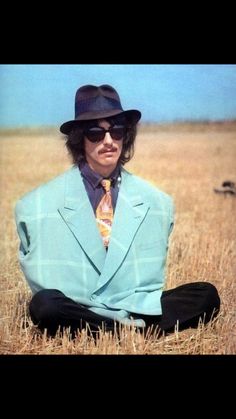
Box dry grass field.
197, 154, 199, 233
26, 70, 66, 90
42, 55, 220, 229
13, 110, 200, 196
0, 122, 235, 354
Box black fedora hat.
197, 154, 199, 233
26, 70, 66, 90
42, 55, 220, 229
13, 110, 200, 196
60, 84, 141, 135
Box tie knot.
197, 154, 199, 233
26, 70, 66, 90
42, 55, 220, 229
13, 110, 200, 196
101, 179, 111, 193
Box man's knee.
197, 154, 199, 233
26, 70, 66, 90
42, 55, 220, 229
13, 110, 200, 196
180, 281, 220, 312
203, 282, 220, 313
29, 289, 65, 323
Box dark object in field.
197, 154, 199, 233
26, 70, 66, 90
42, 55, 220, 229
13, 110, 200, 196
214, 180, 236, 195
222, 180, 235, 188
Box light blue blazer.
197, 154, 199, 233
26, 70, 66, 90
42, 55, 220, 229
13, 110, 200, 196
15, 166, 174, 327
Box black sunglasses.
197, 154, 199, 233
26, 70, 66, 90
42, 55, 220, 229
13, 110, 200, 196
84, 125, 126, 143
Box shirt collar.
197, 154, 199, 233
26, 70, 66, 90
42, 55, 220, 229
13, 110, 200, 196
79, 161, 121, 189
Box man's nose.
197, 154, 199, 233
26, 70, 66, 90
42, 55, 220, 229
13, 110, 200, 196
103, 132, 113, 145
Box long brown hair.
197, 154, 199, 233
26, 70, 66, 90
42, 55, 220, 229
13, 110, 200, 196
64, 115, 138, 166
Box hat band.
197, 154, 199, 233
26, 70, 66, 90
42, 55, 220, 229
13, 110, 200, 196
75, 95, 123, 118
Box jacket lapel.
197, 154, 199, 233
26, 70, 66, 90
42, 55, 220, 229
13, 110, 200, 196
58, 166, 106, 273
94, 169, 150, 290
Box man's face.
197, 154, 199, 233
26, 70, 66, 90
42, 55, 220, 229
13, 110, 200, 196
84, 119, 124, 177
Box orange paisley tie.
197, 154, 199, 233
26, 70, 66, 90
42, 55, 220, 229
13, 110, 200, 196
96, 179, 113, 247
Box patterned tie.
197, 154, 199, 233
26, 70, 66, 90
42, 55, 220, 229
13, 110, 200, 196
96, 179, 114, 247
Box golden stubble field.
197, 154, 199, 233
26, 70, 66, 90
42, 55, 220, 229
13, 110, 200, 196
0, 123, 235, 354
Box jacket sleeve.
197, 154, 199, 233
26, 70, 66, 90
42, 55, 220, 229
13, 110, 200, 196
14, 200, 31, 258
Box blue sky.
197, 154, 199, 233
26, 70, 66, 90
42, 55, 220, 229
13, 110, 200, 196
0, 64, 236, 127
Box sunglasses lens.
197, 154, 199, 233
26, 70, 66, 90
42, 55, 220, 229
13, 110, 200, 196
110, 126, 126, 140
85, 127, 105, 142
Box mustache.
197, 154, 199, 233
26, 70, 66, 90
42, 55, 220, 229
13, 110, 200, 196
99, 147, 117, 154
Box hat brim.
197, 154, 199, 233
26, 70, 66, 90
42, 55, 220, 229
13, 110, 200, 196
60, 109, 141, 135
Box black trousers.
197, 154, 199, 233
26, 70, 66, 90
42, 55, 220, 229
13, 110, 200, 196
29, 282, 220, 337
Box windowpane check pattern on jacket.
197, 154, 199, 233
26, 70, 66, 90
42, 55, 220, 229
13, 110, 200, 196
96, 179, 113, 247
